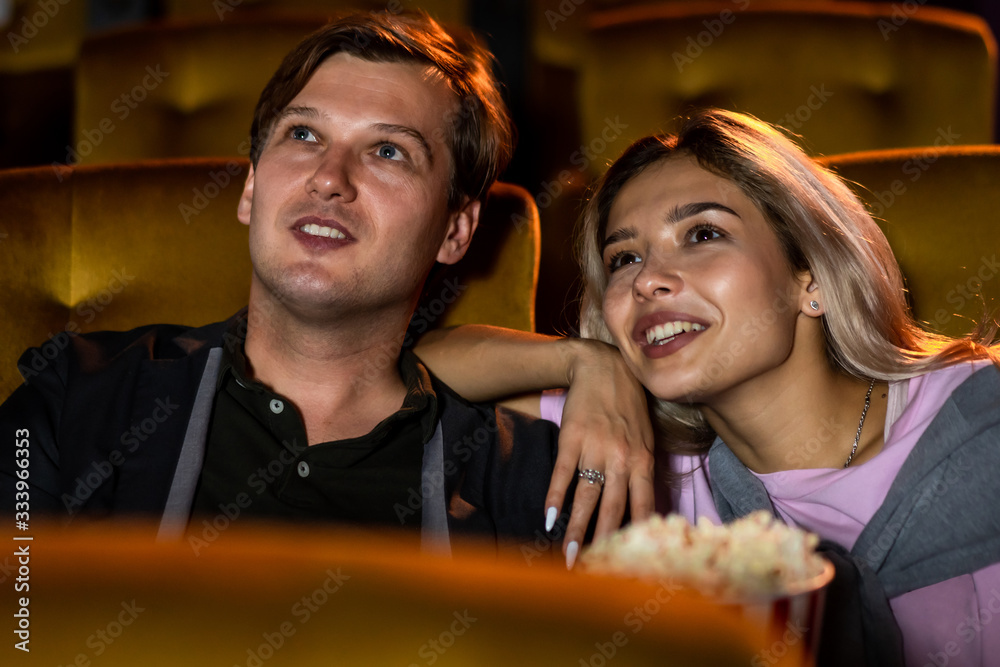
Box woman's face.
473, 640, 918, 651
600, 154, 809, 405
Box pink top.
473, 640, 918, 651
541, 361, 1000, 666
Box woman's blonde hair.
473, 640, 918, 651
577, 109, 997, 449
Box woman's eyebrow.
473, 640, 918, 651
666, 201, 740, 223
601, 227, 636, 255
601, 201, 740, 254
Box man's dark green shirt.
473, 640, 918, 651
191, 320, 437, 529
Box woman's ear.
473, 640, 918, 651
799, 272, 824, 317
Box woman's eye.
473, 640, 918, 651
689, 225, 723, 243
291, 126, 317, 142
608, 251, 641, 272
377, 144, 402, 160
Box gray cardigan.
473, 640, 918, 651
708, 364, 1000, 666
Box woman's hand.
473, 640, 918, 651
547, 339, 656, 569
414, 326, 656, 567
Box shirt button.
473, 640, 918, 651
297, 461, 310, 478
269, 399, 284, 414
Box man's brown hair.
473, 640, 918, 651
250, 10, 513, 209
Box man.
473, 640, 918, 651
0, 11, 564, 555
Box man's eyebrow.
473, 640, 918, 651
275, 105, 319, 123
372, 123, 434, 165
600, 201, 740, 255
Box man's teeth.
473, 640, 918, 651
301, 223, 346, 239
645, 321, 705, 345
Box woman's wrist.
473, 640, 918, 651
561, 336, 620, 387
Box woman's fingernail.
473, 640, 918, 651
566, 541, 579, 570
545, 506, 558, 532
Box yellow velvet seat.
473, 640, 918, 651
580, 1, 996, 162
164, 0, 468, 24
0, 0, 87, 73
0, 158, 539, 400
817, 145, 1000, 338
24, 522, 770, 666
0, 0, 89, 168
74, 15, 330, 164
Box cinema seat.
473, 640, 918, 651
580, 1, 996, 163
73, 15, 330, 164
818, 145, 1000, 337
0, 158, 539, 400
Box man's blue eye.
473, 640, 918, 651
378, 144, 400, 160
291, 127, 316, 142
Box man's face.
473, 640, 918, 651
238, 53, 479, 322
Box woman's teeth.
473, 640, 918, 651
646, 321, 705, 345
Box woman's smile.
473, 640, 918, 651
601, 153, 808, 404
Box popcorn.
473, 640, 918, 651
579, 511, 825, 599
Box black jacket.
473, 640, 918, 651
1, 313, 564, 557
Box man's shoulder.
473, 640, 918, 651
15, 313, 239, 386
427, 369, 557, 436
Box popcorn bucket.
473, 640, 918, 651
580, 512, 837, 666
736, 558, 835, 667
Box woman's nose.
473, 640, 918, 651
632, 258, 682, 300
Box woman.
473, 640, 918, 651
417, 109, 1000, 666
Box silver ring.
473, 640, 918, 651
578, 469, 605, 486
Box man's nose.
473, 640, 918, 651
307, 147, 358, 201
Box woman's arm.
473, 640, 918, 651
414, 325, 655, 567
413, 325, 568, 410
